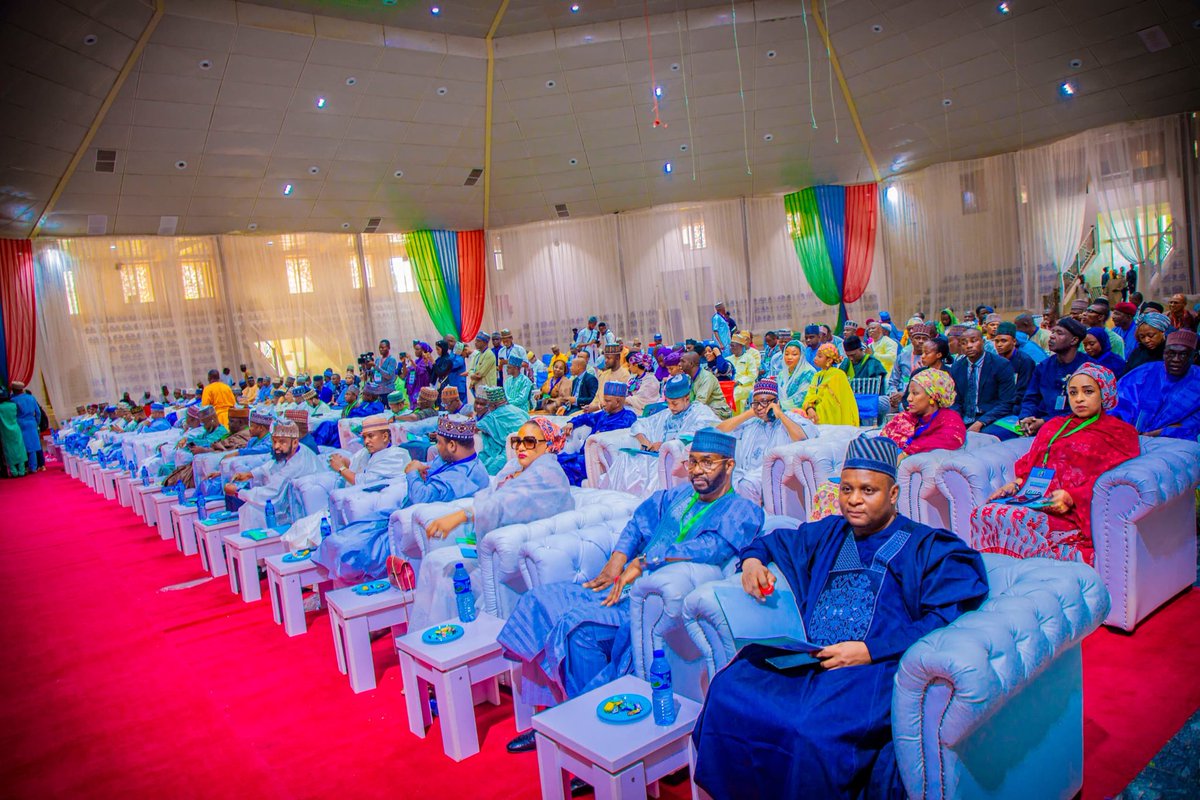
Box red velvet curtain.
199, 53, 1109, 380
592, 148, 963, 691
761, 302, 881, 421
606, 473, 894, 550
841, 183, 878, 304
457, 229, 486, 342
0, 238, 35, 384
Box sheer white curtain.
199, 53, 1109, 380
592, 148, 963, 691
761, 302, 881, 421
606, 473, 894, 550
218, 233, 370, 378
881, 154, 1025, 319
359, 233, 443, 352
616, 200, 748, 345
482, 215, 620, 352
34, 236, 234, 411
1084, 116, 1190, 297
1016, 135, 1089, 309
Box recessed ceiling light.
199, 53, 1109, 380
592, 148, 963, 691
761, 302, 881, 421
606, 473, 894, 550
583, 35, 593, 43
341, 222, 350, 229
570, 3, 581, 12
316, 97, 327, 109
199, 59, 212, 70
1060, 81, 1077, 96
393, 170, 404, 178
175, 160, 187, 170
670, 63, 680, 71
663, 161, 673, 174
763, 133, 774, 142
1069, 57, 1083, 68
568, 158, 578, 166
283, 183, 294, 195
83, 34, 98, 46
266, 240, 274, 245
871, 24, 883, 33
345, 76, 357, 86
997, 1, 1010, 15
766, 50, 777, 59
430, 6, 440, 15
308, 165, 320, 175
942, 98, 953, 107
546, 79, 557, 89
110, 244, 117, 250
436, 86, 448, 96
680, 144, 689, 151
654, 85, 663, 98
248, 222, 258, 230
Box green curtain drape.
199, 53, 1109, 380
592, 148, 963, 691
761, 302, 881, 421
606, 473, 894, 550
784, 188, 841, 306
405, 230, 458, 338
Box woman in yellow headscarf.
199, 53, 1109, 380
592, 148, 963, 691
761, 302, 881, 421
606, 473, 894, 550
801, 343, 860, 426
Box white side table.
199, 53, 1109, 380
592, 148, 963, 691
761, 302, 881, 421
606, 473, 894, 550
195, 517, 238, 576
393, 612, 522, 761
131, 483, 161, 523
222, 528, 286, 602
532, 674, 701, 800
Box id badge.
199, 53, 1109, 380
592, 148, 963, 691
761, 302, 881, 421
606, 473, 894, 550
1008, 467, 1056, 506
1054, 395, 1066, 410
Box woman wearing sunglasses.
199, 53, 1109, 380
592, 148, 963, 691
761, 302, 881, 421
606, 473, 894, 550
411, 417, 575, 628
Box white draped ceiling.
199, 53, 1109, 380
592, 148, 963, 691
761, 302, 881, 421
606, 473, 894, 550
32, 114, 1196, 413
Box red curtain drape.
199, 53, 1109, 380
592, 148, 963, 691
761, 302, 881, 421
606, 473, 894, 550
0, 238, 36, 384
841, 183, 878, 304
457, 229, 486, 342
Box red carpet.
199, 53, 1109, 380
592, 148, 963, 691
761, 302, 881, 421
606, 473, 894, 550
0, 466, 1196, 799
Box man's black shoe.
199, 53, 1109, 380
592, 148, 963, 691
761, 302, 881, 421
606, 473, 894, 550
506, 730, 536, 753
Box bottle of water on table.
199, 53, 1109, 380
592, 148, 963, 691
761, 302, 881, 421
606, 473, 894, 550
264, 499, 277, 529
320, 516, 332, 540
649, 649, 676, 726
141, 466, 150, 487
196, 482, 207, 522
453, 562, 476, 622
176, 480, 186, 503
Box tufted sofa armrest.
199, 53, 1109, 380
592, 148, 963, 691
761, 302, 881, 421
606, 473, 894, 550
892, 554, 1110, 796
584, 429, 640, 489
933, 438, 1034, 538
519, 525, 623, 590
898, 432, 998, 531
659, 439, 691, 491
1091, 437, 1200, 630
337, 419, 364, 454
388, 499, 475, 565
763, 425, 861, 519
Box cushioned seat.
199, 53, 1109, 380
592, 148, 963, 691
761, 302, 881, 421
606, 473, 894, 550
897, 431, 998, 528
761, 425, 862, 520
933, 436, 1200, 630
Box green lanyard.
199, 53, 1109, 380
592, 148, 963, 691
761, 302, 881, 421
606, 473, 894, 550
675, 490, 732, 543
1041, 415, 1098, 467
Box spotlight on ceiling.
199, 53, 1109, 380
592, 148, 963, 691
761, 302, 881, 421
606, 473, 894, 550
654, 86, 663, 98
83, 34, 98, 45
1060, 81, 1077, 97
663, 161, 673, 175
570, 3, 581, 12
248, 222, 258, 230
283, 184, 294, 195
316, 97, 327, 109
997, 2, 1010, 15
430, 6, 440, 15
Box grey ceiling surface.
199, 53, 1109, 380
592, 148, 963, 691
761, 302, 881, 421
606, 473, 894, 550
3, 0, 1198, 238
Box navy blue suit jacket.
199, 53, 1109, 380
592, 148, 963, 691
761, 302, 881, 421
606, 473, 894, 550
949, 352, 1016, 427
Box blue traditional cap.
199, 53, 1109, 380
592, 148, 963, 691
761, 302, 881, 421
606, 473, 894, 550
197, 404, 217, 420
105, 404, 117, 412
150, 402, 165, 411
843, 436, 901, 480
663, 374, 692, 399
272, 388, 285, 397
804, 324, 820, 335
506, 356, 524, 367
324, 368, 333, 376
653, 333, 663, 341
603, 381, 628, 398
485, 386, 507, 405
249, 410, 273, 426
475, 331, 490, 342
879, 311, 892, 321
588, 315, 598, 323
691, 427, 736, 458
386, 390, 405, 404
437, 413, 477, 442
291, 387, 306, 397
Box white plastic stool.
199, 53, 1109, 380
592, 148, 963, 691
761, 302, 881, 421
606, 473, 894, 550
170, 501, 226, 556
326, 584, 412, 693
394, 613, 522, 762
264, 553, 331, 637
222, 529, 286, 602
194, 517, 238, 576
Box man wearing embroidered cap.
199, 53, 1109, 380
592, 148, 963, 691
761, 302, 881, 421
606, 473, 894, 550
138, 403, 172, 433
503, 357, 534, 413
312, 413, 492, 584
468, 331, 498, 394
500, 426, 763, 756
600, 373, 719, 495
1113, 329, 1200, 440
386, 389, 410, 418
163, 404, 229, 488
692, 436, 988, 799
225, 417, 323, 526
281, 408, 319, 454
716, 376, 816, 503
557, 381, 637, 485
475, 385, 530, 475
585, 343, 630, 412
396, 386, 440, 423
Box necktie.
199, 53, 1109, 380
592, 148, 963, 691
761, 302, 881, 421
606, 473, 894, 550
967, 361, 979, 422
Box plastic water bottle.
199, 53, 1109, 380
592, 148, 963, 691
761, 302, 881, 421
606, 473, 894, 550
196, 483, 208, 521
176, 480, 186, 503
264, 499, 277, 530
320, 516, 332, 540
141, 466, 150, 487
649, 649, 676, 726
453, 563, 476, 622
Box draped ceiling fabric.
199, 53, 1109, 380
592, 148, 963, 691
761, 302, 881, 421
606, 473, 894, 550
405, 229, 486, 341
785, 184, 879, 324
0, 238, 36, 385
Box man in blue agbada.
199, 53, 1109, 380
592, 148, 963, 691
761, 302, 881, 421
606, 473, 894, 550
312, 414, 490, 584
1113, 329, 1200, 441
691, 436, 989, 800
557, 380, 636, 485
501, 428, 763, 754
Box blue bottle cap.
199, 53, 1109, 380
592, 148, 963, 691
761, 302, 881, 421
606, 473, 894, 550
653, 649, 665, 658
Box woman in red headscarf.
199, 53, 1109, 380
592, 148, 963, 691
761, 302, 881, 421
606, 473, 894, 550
970, 362, 1140, 564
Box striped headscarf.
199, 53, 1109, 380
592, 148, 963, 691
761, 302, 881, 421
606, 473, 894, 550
529, 416, 567, 453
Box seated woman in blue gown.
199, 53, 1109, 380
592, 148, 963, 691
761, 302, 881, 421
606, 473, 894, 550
692, 436, 989, 800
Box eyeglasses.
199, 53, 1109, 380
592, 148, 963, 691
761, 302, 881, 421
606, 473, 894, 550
509, 436, 548, 450
686, 456, 729, 472
750, 399, 774, 409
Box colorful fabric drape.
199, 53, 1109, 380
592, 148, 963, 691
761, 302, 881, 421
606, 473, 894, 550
785, 184, 878, 323
0, 238, 35, 385
405, 229, 486, 341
